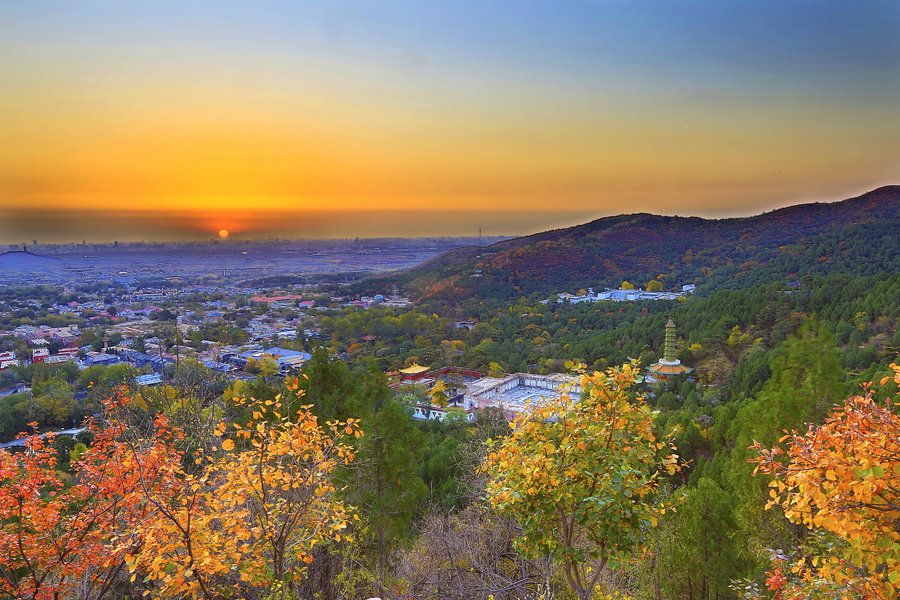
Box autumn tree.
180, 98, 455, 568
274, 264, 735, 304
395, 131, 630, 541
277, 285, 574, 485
751, 364, 900, 598
481, 362, 681, 600
0, 430, 110, 600
645, 280, 664, 292
124, 385, 362, 600
429, 379, 450, 408
0, 401, 174, 600
487, 361, 505, 378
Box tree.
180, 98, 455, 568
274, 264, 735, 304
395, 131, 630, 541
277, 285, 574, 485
0, 384, 363, 600
31, 375, 76, 428
429, 379, 449, 408
0, 411, 173, 600
298, 349, 361, 422
171, 358, 221, 400
722, 320, 847, 576
646, 280, 664, 292
751, 364, 900, 599
151, 308, 177, 322
620, 281, 635, 290
244, 356, 278, 378
397, 505, 555, 600
641, 476, 742, 600
125, 388, 361, 600
342, 397, 427, 579
481, 363, 681, 600
487, 361, 505, 378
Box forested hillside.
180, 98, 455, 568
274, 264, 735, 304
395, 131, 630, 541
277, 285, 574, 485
386, 186, 899, 308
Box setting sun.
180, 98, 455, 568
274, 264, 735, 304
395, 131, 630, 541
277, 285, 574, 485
218, 229, 229, 239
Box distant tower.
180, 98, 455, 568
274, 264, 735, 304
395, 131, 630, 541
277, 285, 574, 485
663, 319, 677, 363
646, 319, 693, 380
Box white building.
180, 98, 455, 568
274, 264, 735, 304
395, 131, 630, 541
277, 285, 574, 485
464, 372, 581, 419
544, 286, 694, 305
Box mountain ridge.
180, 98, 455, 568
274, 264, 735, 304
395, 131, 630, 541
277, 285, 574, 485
383, 185, 899, 308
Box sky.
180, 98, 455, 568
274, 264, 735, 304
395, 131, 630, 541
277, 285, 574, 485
1, 0, 898, 243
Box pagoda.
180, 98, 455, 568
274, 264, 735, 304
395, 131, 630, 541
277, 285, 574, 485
646, 319, 692, 380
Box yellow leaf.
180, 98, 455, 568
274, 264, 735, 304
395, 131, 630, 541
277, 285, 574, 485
222, 439, 235, 451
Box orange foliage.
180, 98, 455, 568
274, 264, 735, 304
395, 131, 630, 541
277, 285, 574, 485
0, 392, 176, 600
751, 364, 900, 598
0, 385, 362, 600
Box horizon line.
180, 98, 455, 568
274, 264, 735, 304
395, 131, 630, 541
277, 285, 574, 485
1, 182, 894, 245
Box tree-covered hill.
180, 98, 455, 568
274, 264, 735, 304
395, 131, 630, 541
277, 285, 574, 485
385, 185, 899, 308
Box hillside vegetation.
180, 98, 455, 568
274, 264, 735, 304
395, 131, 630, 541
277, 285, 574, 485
386, 186, 899, 308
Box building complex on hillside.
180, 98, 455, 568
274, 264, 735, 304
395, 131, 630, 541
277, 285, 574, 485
464, 372, 581, 420
545, 285, 695, 304
394, 364, 580, 422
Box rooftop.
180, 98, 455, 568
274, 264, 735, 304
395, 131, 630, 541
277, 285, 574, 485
646, 362, 693, 376
134, 374, 163, 386
399, 363, 431, 375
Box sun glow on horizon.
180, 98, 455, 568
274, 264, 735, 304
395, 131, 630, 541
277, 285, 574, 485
0, 1, 896, 242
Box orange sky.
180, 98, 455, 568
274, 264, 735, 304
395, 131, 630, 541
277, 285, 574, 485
1, 2, 897, 242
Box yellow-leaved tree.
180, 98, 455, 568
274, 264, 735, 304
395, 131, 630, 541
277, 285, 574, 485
481, 362, 681, 600
752, 363, 900, 599
122, 385, 362, 599
429, 379, 450, 408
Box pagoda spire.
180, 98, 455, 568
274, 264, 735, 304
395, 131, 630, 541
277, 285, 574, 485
664, 319, 677, 363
